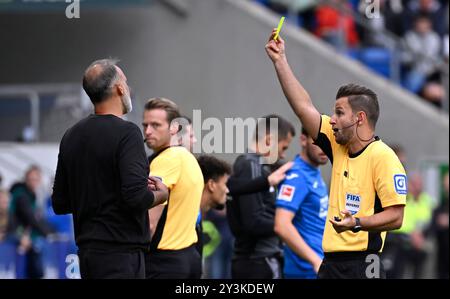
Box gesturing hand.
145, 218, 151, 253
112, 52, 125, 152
265, 28, 287, 64
268, 161, 294, 186
329, 210, 357, 233
149, 176, 169, 206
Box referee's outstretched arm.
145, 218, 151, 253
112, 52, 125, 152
265, 29, 321, 140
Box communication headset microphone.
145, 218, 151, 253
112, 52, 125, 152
334, 119, 360, 132
334, 117, 375, 142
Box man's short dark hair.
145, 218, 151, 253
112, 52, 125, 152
301, 127, 308, 137
197, 155, 231, 183
144, 97, 181, 124
336, 84, 380, 129
255, 114, 296, 142
82, 59, 120, 105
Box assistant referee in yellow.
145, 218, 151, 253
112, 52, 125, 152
265, 29, 406, 279
142, 97, 204, 279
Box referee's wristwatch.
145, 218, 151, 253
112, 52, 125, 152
351, 217, 362, 233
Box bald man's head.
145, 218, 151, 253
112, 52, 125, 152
82, 59, 121, 105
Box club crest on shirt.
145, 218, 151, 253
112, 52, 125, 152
394, 174, 407, 195
278, 185, 296, 202
345, 193, 361, 215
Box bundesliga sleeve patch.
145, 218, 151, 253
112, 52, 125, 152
278, 185, 296, 202
394, 174, 407, 195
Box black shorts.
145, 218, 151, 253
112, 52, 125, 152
78, 248, 145, 279
231, 256, 283, 279
318, 252, 386, 279
145, 244, 201, 279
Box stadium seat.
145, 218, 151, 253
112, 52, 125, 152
346, 48, 360, 61
359, 47, 392, 79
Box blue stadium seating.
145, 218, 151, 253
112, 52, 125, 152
358, 47, 392, 79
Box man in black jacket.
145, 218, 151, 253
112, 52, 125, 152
227, 114, 295, 279
52, 59, 168, 279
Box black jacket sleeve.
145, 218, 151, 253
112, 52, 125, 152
232, 158, 275, 237
52, 140, 71, 215
118, 125, 155, 211
227, 175, 270, 197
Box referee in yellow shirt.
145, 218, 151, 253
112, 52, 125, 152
142, 98, 204, 279
265, 30, 406, 279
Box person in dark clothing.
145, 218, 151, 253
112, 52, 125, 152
175, 114, 294, 197
52, 59, 168, 279
175, 117, 293, 269
429, 172, 449, 279
227, 114, 295, 279
9, 165, 54, 278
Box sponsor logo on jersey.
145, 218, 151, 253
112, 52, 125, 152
345, 193, 361, 215
394, 174, 407, 195
278, 185, 296, 202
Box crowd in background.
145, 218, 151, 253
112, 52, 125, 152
257, 0, 449, 109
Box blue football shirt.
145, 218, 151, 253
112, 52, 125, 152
276, 155, 328, 278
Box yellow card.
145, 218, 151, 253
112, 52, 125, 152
274, 16, 285, 40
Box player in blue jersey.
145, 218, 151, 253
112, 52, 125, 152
274, 128, 329, 279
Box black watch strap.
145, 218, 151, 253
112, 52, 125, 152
351, 217, 362, 233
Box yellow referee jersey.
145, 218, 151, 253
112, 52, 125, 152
149, 146, 204, 250
315, 115, 407, 253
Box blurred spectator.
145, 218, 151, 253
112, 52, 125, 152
402, 15, 442, 95
429, 172, 449, 279
0, 172, 3, 189
0, 189, 13, 242
0, 189, 34, 260
358, 0, 405, 47
315, 0, 360, 49
268, 0, 318, 31
419, 81, 445, 108
406, 0, 446, 36
384, 171, 433, 278
9, 165, 54, 278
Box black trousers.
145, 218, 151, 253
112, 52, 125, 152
145, 244, 202, 279
231, 256, 282, 279
318, 252, 386, 279
78, 248, 145, 279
